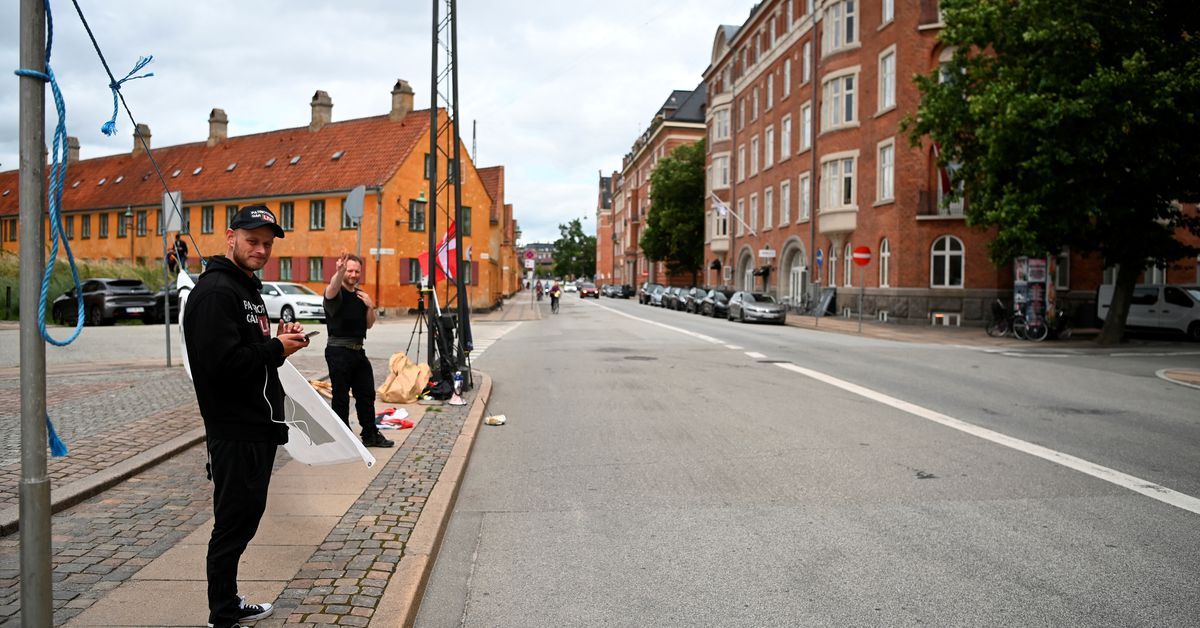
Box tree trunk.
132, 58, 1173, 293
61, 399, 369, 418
1095, 262, 1141, 345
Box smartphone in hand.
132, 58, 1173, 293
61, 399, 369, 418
304, 331, 321, 339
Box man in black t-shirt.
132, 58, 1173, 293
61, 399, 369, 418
324, 252, 393, 448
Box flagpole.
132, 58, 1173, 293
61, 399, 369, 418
710, 191, 757, 238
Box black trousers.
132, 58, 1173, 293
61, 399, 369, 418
325, 345, 379, 437
207, 438, 276, 628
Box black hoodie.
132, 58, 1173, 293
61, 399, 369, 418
183, 255, 288, 444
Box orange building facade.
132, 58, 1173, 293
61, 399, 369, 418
0, 81, 522, 312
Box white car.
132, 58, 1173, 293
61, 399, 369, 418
260, 281, 326, 322
562, 283, 578, 293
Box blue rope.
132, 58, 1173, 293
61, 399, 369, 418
99, 56, 153, 136
13, 0, 73, 457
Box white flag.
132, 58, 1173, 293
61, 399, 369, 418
712, 194, 730, 217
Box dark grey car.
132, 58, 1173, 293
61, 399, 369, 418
52, 278, 156, 326
700, 288, 734, 318
727, 291, 787, 324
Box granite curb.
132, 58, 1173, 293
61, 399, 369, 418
378, 371, 492, 627
0, 426, 207, 537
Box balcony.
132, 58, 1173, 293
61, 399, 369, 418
917, 190, 965, 219
710, 235, 730, 253
818, 205, 857, 236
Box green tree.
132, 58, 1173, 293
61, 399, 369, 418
641, 139, 706, 284
906, 0, 1200, 344
552, 218, 596, 280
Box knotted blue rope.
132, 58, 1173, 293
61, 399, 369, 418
99, 55, 153, 136
13, 0, 72, 457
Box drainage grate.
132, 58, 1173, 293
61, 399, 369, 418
624, 356, 658, 361
757, 359, 792, 364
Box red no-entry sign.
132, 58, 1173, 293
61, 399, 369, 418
852, 246, 871, 266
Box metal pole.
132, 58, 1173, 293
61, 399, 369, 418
427, 0, 439, 374
858, 269, 864, 333
450, 0, 471, 380
18, 1, 53, 624
356, 220, 362, 260
374, 188, 382, 308
162, 229, 171, 367
810, 8, 821, 327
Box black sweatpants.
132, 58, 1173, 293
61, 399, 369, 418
325, 346, 379, 437
207, 438, 276, 628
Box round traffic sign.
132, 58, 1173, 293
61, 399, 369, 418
815, 249, 824, 268
524, 250, 536, 261
852, 246, 871, 266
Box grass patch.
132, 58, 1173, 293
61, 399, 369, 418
0, 250, 171, 321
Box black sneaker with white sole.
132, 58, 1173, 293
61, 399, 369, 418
207, 595, 273, 626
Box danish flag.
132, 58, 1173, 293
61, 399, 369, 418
417, 221, 457, 282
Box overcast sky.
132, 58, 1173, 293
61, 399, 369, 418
1, 0, 750, 244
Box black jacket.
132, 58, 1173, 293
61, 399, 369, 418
183, 255, 288, 443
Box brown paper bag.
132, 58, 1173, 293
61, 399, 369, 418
377, 351, 432, 403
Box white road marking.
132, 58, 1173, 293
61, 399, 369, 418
469, 322, 522, 359
585, 301, 1200, 516
725, 344, 743, 350
745, 351, 767, 359
775, 361, 1200, 516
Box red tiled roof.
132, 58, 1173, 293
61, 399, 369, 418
476, 165, 504, 222
0, 110, 433, 216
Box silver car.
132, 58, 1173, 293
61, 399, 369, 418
727, 291, 787, 324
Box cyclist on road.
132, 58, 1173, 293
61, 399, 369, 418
550, 281, 562, 314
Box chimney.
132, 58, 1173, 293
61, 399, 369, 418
132, 123, 151, 155
207, 108, 228, 146
310, 90, 332, 131
390, 79, 414, 121
67, 136, 80, 163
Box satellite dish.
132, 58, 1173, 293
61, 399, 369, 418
345, 185, 366, 220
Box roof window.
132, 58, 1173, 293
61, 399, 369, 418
331, 150, 345, 161
265, 158, 276, 167
192, 167, 203, 176
289, 155, 301, 165
97, 177, 107, 185
114, 175, 124, 184
1, 190, 9, 197
72, 180, 81, 188
171, 169, 181, 178
226, 162, 237, 172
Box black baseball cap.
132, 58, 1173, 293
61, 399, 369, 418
230, 205, 285, 238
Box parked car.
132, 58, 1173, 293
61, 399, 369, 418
260, 281, 326, 322
728, 291, 788, 324
579, 283, 600, 298
639, 282, 662, 304
51, 278, 157, 326
649, 284, 668, 307
146, 272, 201, 324
681, 287, 709, 314
619, 284, 636, 298
661, 287, 682, 310
1097, 284, 1200, 340
563, 283, 578, 293
700, 288, 735, 318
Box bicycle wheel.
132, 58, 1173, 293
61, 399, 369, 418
1011, 315, 1028, 340
985, 317, 1009, 337
1026, 321, 1049, 342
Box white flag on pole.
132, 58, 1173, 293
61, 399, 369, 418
711, 193, 730, 217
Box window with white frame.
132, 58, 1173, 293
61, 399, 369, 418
822, 71, 858, 130
882, 0, 894, 25
799, 173, 811, 220
1055, 248, 1070, 289
787, 1, 793, 25
806, 0, 815, 15
739, 99, 746, 130
844, 243, 853, 287
877, 139, 895, 202
784, 59, 792, 98
751, 136, 760, 176
800, 103, 812, 151
781, 115, 792, 157
764, 127, 775, 169
769, 16, 776, 48
931, 235, 964, 287
1146, 263, 1166, 284
737, 199, 746, 235
714, 109, 730, 140
278, 257, 292, 281
823, 0, 858, 53
750, 193, 759, 232
766, 73, 774, 110
828, 245, 838, 285
780, 180, 791, 224
738, 145, 746, 181
764, 186, 775, 229
879, 238, 891, 287
820, 154, 857, 210
713, 154, 730, 188
308, 257, 324, 282
753, 87, 760, 120
879, 48, 896, 111
802, 42, 812, 83
713, 202, 729, 237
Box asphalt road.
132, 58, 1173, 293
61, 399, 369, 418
417, 296, 1200, 627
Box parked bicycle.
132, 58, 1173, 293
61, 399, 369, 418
985, 299, 1013, 338
986, 298, 1071, 342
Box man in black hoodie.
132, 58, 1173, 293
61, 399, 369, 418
183, 204, 310, 628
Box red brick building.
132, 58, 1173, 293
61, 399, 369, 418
613, 87, 707, 288
0, 81, 521, 312
703, 0, 1200, 325
595, 172, 615, 286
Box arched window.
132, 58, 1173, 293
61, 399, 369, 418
879, 238, 891, 287
828, 245, 837, 286
843, 243, 853, 287
931, 235, 964, 287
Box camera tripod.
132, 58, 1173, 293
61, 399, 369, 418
406, 284, 458, 381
